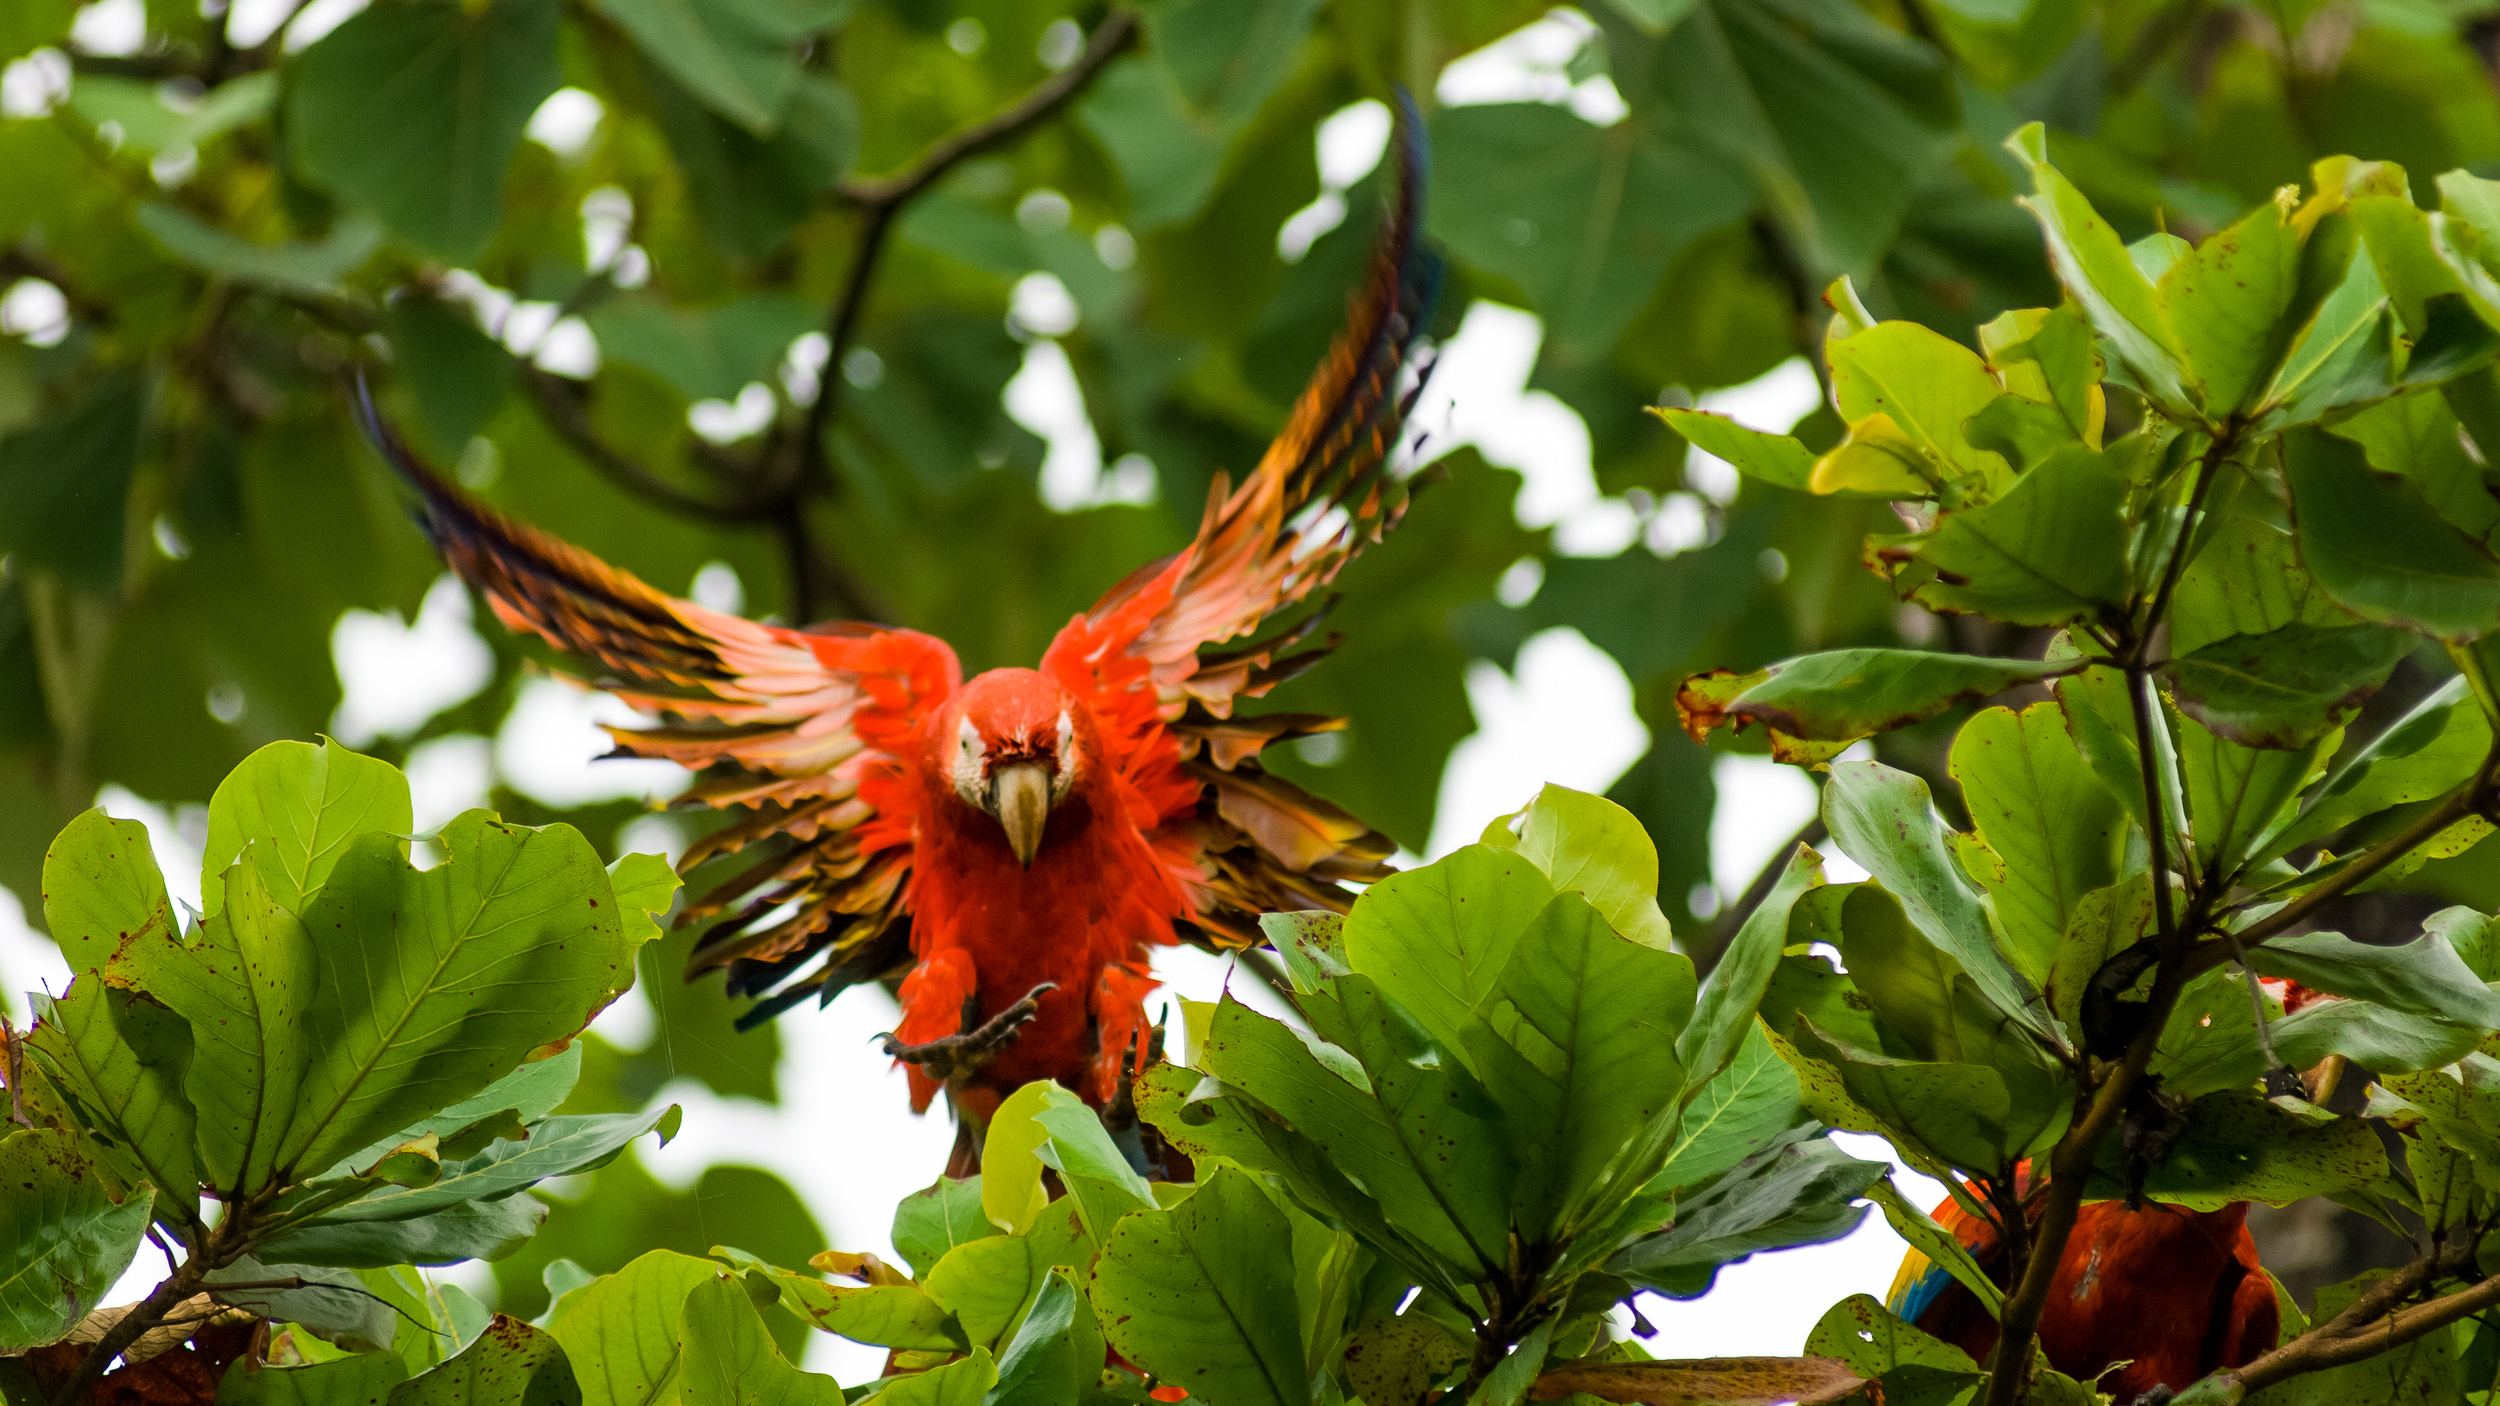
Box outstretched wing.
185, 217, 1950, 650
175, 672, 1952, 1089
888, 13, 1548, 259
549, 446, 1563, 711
1040, 93, 1442, 942
351, 386, 958, 1019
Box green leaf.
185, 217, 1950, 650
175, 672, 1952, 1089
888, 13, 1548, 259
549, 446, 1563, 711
891, 1177, 996, 1281
228, 1355, 413, 1406
278, 811, 630, 1177
2006, 123, 2190, 411
136, 203, 383, 298
210, 1256, 407, 1353
1338, 1314, 1467, 1406
2088, 1093, 2385, 1210
1194, 993, 1505, 1274
1089, 1168, 1305, 1406
2326, 389, 2500, 552
677, 1275, 842, 1406
2268, 677, 2490, 859
288, 0, 563, 262
390, 1314, 580, 1406
1608, 1135, 1883, 1297
1790, 1022, 2013, 1171
2161, 193, 2308, 415
2172, 703, 2331, 878
134, 846, 315, 1195
547, 1250, 724, 1406
1804, 1293, 1980, 1389
1481, 785, 1676, 952
2247, 927, 2500, 1030
2045, 876, 2154, 1036
39, 809, 174, 974
1696, 650, 2078, 745
315, 1106, 680, 1222
864, 1348, 995, 1406
2164, 622, 2412, 750
2147, 969, 2270, 1101
1342, 844, 1557, 1066
590, 0, 842, 133
1902, 445, 2132, 625
1033, 1102, 1157, 1241
981, 1081, 1076, 1237
26, 982, 198, 1212
586, 295, 823, 405
1823, 761, 2054, 1044
2170, 517, 2358, 658
2265, 239, 2396, 425
0, 371, 148, 593
1863, 1178, 2001, 1315
0, 1130, 151, 1352
605, 854, 681, 950
1429, 104, 1754, 359
2273, 997, 2482, 1074
2285, 424, 2500, 641
1653, 1024, 1805, 1195
260, 1194, 548, 1268
1462, 892, 1693, 1238
745, 1264, 964, 1352
1949, 702, 2122, 986
647, 67, 860, 261
1678, 846, 1824, 1089
201, 739, 412, 918
1824, 321, 2008, 491
1980, 305, 2102, 443
1652, 410, 1852, 495
986, 1267, 1103, 1406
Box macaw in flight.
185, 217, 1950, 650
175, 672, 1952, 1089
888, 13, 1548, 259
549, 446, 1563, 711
357, 99, 1442, 1163
1889, 1169, 2279, 1401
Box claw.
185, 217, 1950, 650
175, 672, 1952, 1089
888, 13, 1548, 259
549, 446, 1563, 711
878, 982, 1057, 1084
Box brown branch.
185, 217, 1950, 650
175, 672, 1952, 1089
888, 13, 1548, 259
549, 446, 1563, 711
796, 8, 1140, 481
51, 1255, 210, 1406
2188, 1238, 2497, 1399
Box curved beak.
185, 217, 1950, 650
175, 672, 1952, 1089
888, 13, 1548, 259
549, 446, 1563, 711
989, 762, 1053, 867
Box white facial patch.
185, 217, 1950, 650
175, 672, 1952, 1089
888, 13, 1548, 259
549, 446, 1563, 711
1053, 708, 1077, 800
953, 715, 989, 809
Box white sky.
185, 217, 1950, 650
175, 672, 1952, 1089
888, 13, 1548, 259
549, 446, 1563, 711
0, 5, 1950, 1375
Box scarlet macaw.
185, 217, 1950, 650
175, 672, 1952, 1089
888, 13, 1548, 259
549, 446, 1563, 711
355, 104, 1441, 1150
1889, 1170, 2278, 1401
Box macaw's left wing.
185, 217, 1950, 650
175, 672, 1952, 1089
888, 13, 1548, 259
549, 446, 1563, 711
351, 384, 961, 1023
1040, 93, 1441, 944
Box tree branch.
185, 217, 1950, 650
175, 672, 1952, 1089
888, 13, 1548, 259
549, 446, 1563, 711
518, 368, 766, 526
2183, 1237, 2496, 1400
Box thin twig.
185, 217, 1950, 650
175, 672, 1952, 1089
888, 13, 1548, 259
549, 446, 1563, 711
517, 368, 764, 526
2193, 1237, 2497, 1397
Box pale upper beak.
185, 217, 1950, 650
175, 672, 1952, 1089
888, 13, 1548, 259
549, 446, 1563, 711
989, 762, 1053, 867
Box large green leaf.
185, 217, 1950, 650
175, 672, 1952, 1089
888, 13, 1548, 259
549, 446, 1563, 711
391, 1314, 580, 1406
41, 808, 176, 973
1089, 1169, 1305, 1406
1948, 702, 2122, 985
1788, 1022, 2014, 1173
586, 295, 823, 405
26, 982, 199, 1217
288, 0, 562, 262
2327, 387, 2500, 552
2172, 704, 2330, 879
2171, 517, 2368, 658
547, 1250, 723, 1406
1826, 321, 2009, 491
201, 739, 412, 918
985, 1267, 1103, 1406
259, 1194, 548, 1268
2006, 124, 2190, 410
1341, 844, 1557, 1066
1822, 761, 2053, 1044
744, 1263, 964, 1352
1691, 650, 2078, 745
1679, 846, 1825, 1089
1481, 785, 1678, 953
312, 1106, 680, 1223
1653, 1024, 1805, 1195
2160, 193, 2307, 415
2285, 424, 2500, 641
2247, 927, 2500, 1030
2088, 1093, 2386, 1210
1803, 1295, 1982, 1405
280, 811, 629, 1176
2163, 622, 2412, 749
1462, 892, 1692, 1237
136, 203, 383, 298
890, 1177, 996, 1281
677, 1275, 843, 1406
1429, 104, 1753, 359
1608, 1134, 1883, 1297
0, 372, 147, 594
591, 0, 842, 134
2272, 997, 2483, 1074
1903, 445, 2131, 624
0, 1130, 152, 1353
2266, 676, 2490, 859
133, 846, 315, 1196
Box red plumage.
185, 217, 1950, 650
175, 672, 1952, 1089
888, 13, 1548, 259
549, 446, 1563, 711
354, 102, 1441, 1141
1901, 1175, 2278, 1400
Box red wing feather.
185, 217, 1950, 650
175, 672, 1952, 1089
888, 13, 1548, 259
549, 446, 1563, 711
351, 383, 958, 1006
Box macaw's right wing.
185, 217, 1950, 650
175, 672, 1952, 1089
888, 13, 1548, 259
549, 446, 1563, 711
351, 384, 960, 1023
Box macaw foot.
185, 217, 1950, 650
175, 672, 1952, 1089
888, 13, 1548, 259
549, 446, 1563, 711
2130, 1389, 2174, 1406
880, 983, 1057, 1084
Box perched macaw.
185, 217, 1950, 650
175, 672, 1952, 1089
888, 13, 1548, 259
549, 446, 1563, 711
355, 102, 1440, 1153
1889, 1169, 2278, 1401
